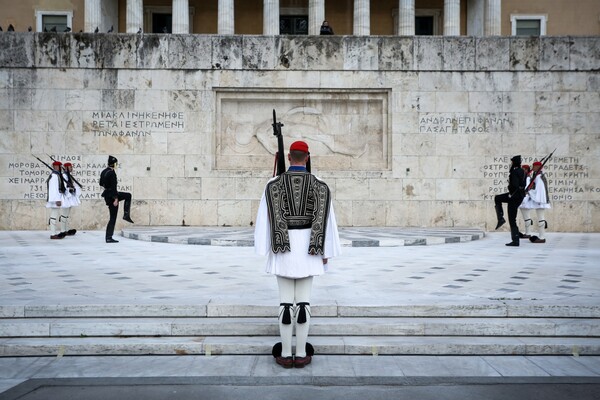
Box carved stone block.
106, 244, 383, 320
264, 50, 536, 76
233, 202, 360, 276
215, 90, 390, 172
540, 37, 570, 71
379, 37, 413, 71
476, 37, 510, 71
443, 37, 475, 71
510, 37, 540, 71
570, 37, 600, 71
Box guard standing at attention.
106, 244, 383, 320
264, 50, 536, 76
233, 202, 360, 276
254, 140, 341, 368
46, 160, 67, 239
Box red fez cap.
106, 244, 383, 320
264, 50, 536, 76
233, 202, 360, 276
63, 162, 72, 167
52, 161, 62, 166
522, 164, 530, 170
533, 161, 542, 168
290, 140, 309, 153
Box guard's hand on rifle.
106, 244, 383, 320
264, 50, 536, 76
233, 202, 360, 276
113, 198, 119, 207
56, 201, 61, 207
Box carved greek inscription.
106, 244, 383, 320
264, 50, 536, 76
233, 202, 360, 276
7, 156, 110, 200
419, 113, 513, 134
85, 111, 185, 137
483, 156, 594, 201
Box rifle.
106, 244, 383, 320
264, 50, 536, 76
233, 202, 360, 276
33, 155, 54, 171
47, 154, 83, 190
272, 109, 286, 176
33, 154, 66, 193
526, 148, 556, 192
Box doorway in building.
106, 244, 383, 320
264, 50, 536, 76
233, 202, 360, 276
152, 13, 172, 33
415, 15, 434, 35
280, 15, 308, 34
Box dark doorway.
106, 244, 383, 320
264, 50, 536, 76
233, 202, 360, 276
152, 13, 172, 33
280, 16, 308, 35
415, 16, 434, 35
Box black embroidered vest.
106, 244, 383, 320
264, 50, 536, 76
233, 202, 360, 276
265, 171, 331, 255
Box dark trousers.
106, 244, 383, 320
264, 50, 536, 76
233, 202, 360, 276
495, 192, 524, 244
105, 192, 132, 240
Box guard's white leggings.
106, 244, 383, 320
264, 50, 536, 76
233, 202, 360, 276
60, 207, 71, 232
521, 208, 546, 238
277, 276, 313, 358
49, 208, 60, 235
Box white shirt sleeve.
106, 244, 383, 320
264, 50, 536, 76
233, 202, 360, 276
254, 190, 272, 256
47, 174, 62, 203
529, 175, 548, 204
323, 200, 342, 259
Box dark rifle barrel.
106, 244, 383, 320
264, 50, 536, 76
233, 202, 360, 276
47, 154, 83, 189
272, 109, 286, 176
525, 148, 556, 192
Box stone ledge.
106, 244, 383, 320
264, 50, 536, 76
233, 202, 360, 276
1, 317, 598, 338
3, 303, 597, 319
1, 33, 598, 72
120, 227, 486, 247
2, 336, 599, 356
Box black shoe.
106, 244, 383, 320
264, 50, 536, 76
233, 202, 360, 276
50, 234, 64, 240
106, 238, 119, 243
67, 229, 77, 236
495, 218, 506, 230
505, 241, 519, 247
123, 215, 134, 223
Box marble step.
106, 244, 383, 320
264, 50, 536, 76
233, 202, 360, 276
1, 336, 600, 357
2, 303, 599, 318
1, 317, 599, 338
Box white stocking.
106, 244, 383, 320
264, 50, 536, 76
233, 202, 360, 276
49, 208, 60, 235
521, 209, 532, 235
536, 209, 546, 239
277, 276, 295, 358
294, 276, 313, 358
60, 207, 71, 232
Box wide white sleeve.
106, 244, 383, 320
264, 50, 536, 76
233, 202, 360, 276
323, 200, 341, 259
529, 175, 547, 204
47, 174, 62, 203
254, 190, 272, 256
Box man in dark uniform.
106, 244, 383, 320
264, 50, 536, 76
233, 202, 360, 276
100, 155, 134, 243
494, 155, 526, 246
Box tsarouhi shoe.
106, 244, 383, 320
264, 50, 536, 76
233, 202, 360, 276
67, 229, 77, 236
505, 242, 519, 247
106, 238, 119, 243
123, 215, 134, 223
294, 355, 312, 368
275, 356, 294, 369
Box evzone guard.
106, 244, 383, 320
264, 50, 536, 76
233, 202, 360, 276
520, 161, 551, 243
45, 160, 68, 239
254, 111, 341, 368
59, 162, 81, 237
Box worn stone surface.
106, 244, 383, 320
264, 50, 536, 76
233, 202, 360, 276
0, 34, 599, 231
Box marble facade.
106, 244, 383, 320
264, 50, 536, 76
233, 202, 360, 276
0, 33, 599, 231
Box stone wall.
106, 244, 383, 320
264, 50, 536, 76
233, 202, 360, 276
1, 33, 599, 231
